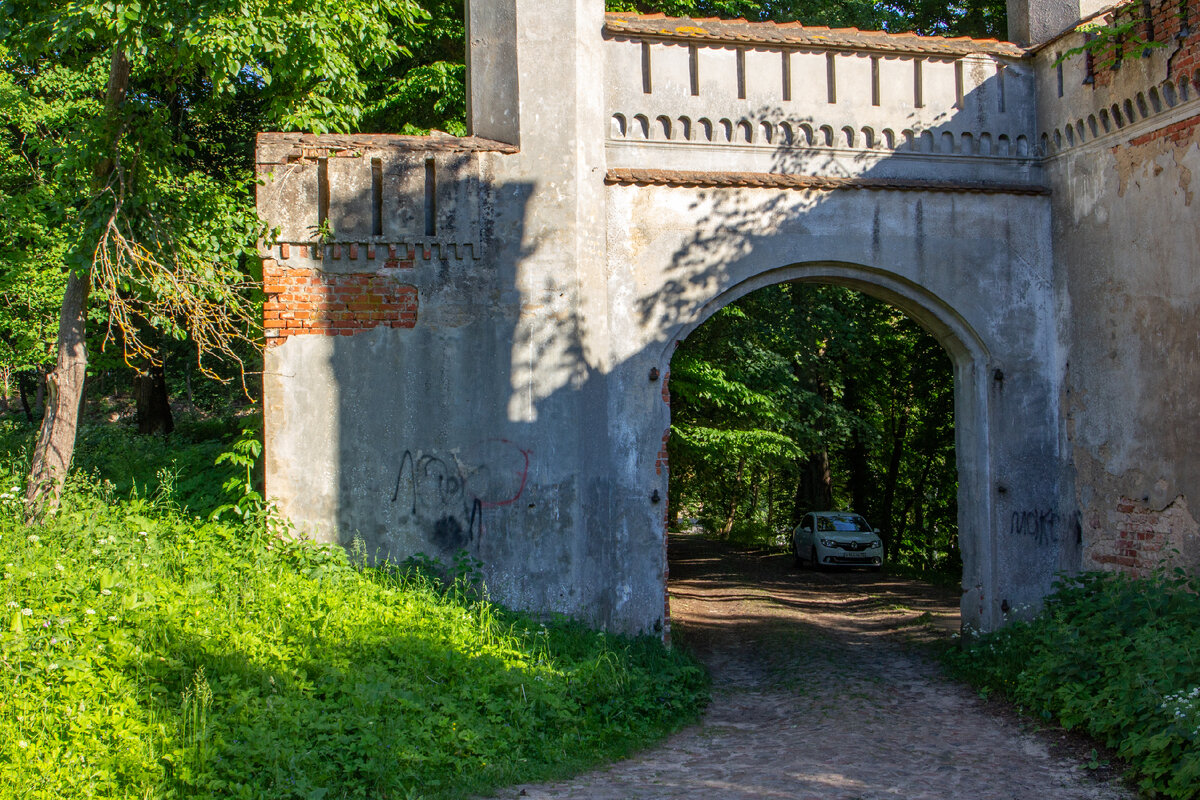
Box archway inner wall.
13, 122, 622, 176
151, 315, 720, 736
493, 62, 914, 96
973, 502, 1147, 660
603, 182, 1075, 633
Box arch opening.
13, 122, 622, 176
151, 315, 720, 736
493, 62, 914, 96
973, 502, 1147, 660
658, 262, 993, 637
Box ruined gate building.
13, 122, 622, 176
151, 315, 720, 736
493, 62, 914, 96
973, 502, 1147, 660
256, 0, 1200, 635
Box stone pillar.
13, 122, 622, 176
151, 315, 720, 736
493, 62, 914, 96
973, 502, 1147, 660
1007, 0, 1113, 46
467, 0, 520, 144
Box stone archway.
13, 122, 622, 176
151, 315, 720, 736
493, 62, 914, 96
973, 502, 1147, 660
657, 262, 994, 632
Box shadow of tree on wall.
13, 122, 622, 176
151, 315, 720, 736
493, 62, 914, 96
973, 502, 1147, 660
276, 60, 1073, 633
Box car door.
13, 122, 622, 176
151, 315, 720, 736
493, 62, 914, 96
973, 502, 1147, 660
798, 514, 814, 552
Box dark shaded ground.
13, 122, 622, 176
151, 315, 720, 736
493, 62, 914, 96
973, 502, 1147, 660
489, 530, 1132, 800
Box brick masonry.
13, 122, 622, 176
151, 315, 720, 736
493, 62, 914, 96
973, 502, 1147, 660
1085, 495, 1200, 576
1125, 113, 1200, 146
1093, 0, 1200, 87
263, 258, 418, 344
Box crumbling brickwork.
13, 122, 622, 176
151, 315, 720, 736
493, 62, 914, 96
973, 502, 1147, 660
263, 258, 418, 344
1091, 0, 1200, 87
1086, 496, 1200, 576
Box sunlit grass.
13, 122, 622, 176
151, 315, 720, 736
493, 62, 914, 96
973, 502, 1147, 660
0, 421, 708, 799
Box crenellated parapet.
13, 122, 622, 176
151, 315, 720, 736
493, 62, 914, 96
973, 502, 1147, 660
1032, 0, 1200, 157
254, 133, 518, 344
603, 14, 1041, 186
255, 133, 517, 264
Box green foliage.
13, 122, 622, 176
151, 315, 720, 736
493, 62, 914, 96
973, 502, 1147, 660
668, 284, 958, 579
0, 423, 707, 799
361, 0, 468, 136
0, 0, 429, 400
945, 571, 1200, 798
1057, 9, 1165, 70
211, 421, 266, 521
0, 415, 246, 516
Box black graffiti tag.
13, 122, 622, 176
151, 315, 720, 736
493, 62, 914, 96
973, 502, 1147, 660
391, 441, 530, 551
1010, 508, 1058, 546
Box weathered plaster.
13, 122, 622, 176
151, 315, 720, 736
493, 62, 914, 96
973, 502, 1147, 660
256, 0, 1200, 635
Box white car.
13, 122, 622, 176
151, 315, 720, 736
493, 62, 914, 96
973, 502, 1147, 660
793, 511, 884, 570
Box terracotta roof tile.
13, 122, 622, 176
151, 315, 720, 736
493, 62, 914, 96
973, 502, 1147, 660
605, 168, 1049, 196
603, 13, 1027, 58
256, 132, 519, 165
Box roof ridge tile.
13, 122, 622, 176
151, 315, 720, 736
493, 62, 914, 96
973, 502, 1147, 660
600, 12, 1027, 57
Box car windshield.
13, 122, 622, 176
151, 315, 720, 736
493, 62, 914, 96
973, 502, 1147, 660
818, 514, 871, 533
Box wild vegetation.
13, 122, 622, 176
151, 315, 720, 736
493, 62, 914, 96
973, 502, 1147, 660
668, 284, 958, 580
944, 571, 1200, 799
7, 0, 1196, 796
0, 418, 708, 799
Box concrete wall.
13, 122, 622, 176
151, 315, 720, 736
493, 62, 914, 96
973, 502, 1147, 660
257, 0, 1200, 636
603, 179, 1067, 633
1035, 0, 1200, 576
603, 20, 1040, 185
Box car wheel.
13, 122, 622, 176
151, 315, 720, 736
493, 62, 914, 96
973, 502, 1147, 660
810, 547, 821, 571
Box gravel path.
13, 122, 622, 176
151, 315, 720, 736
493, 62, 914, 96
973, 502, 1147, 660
487, 531, 1134, 800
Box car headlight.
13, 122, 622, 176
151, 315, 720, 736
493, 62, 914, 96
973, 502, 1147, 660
820, 538, 837, 547
871, 540, 882, 549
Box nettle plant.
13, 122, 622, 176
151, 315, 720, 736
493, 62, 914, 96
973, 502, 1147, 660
1056, 0, 1183, 71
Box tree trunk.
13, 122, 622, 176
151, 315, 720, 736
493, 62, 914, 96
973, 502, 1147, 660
749, 468, 761, 521
881, 407, 909, 563
794, 448, 833, 516
135, 358, 174, 435
718, 456, 747, 537
24, 47, 129, 521
34, 366, 45, 416
0, 366, 10, 412
766, 471, 774, 534
842, 379, 873, 517
24, 269, 91, 521
17, 371, 33, 423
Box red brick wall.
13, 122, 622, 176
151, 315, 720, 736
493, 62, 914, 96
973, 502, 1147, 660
1092, 0, 1200, 87
1126, 113, 1200, 146
1085, 496, 1199, 576
263, 258, 418, 344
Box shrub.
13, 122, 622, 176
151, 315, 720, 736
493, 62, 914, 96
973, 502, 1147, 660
0, 433, 708, 799
944, 571, 1200, 798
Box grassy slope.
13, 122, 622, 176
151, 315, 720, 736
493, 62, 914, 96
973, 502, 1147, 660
943, 572, 1200, 799
0, 418, 708, 799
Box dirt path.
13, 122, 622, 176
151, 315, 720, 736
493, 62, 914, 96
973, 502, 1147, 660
489, 531, 1133, 800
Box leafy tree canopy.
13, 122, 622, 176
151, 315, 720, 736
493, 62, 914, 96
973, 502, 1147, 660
0, 0, 426, 516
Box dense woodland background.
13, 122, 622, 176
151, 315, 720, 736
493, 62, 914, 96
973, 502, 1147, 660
0, 0, 1004, 573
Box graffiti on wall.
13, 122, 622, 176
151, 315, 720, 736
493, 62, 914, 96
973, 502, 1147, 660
1010, 508, 1058, 547
391, 439, 531, 551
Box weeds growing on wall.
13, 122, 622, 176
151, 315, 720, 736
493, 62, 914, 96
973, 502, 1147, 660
944, 571, 1200, 798
0, 420, 708, 799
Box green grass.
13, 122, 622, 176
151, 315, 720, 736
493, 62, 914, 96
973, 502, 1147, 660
0, 420, 708, 799
0, 415, 246, 517
943, 571, 1200, 799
